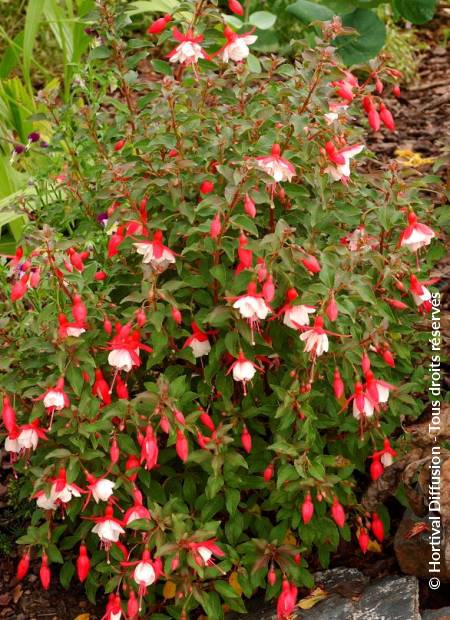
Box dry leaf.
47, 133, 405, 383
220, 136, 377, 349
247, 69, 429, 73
162, 581, 177, 599
283, 530, 297, 545
297, 587, 328, 609
367, 539, 382, 553
395, 148, 435, 167
229, 571, 243, 596
12, 585, 22, 605
404, 522, 430, 539
74, 614, 90, 620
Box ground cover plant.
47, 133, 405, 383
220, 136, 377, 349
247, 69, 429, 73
0, 0, 445, 618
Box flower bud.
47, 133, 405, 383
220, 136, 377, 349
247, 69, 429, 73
241, 426, 252, 454
17, 553, 30, 581
76, 544, 91, 582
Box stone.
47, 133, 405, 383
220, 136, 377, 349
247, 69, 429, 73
422, 608, 450, 620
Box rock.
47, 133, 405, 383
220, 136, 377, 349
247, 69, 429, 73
394, 509, 450, 582
422, 608, 450, 620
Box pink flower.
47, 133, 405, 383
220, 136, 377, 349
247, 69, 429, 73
91, 506, 125, 548
277, 579, 298, 620
325, 141, 364, 183
87, 474, 115, 503
231, 282, 271, 344
37, 377, 69, 412
341, 225, 378, 252
139, 425, 159, 471
183, 322, 212, 358
124, 489, 151, 526
228, 352, 262, 394
167, 28, 209, 65
107, 323, 152, 372
409, 274, 432, 311
58, 313, 86, 338
298, 316, 329, 357
331, 71, 358, 101
218, 26, 257, 63
364, 370, 395, 406
17, 419, 48, 452
255, 144, 295, 182
51, 467, 83, 505
400, 212, 435, 252
189, 540, 225, 567
276, 288, 315, 328
380, 438, 397, 466
134, 229, 175, 272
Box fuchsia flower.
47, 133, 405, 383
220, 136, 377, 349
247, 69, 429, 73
231, 282, 271, 344
35, 378, 69, 430
51, 467, 83, 505
255, 143, 295, 183
183, 322, 212, 358
345, 381, 374, 420
102, 594, 123, 620
325, 141, 364, 183
124, 487, 151, 526
17, 420, 48, 451
86, 473, 115, 504
332, 70, 359, 102
294, 316, 341, 358
409, 274, 432, 312
218, 26, 257, 63
227, 351, 262, 395
380, 438, 397, 466
107, 323, 152, 372
58, 313, 86, 338
90, 505, 125, 549
364, 370, 395, 406
341, 225, 378, 252
400, 212, 435, 253
277, 579, 298, 620
139, 425, 159, 471
236, 233, 253, 273
167, 28, 209, 65
92, 368, 111, 405
189, 539, 225, 567
134, 229, 175, 272
276, 288, 316, 328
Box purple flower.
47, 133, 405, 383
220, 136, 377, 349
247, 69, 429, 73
27, 132, 40, 143
97, 212, 108, 227
14, 144, 26, 154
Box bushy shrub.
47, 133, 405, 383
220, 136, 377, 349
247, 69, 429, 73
0, 1, 444, 618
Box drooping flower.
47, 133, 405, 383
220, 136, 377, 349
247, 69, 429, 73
50, 467, 83, 505
364, 370, 395, 406
36, 378, 70, 428
218, 26, 257, 63
189, 540, 225, 567
277, 288, 315, 328
380, 438, 397, 467
134, 229, 175, 272
58, 313, 86, 338
107, 323, 152, 372
231, 282, 271, 344
76, 544, 91, 582
139, 425, 159, 471
409, 274, 432, 312
276, 579, 298, 620
298, 316, 329, 358
183, 322, 212, 358
167, 28, 209, 65
17, 419, 48, 452
400, 212, 435, 253
124, 489, 151, 526
227, 351, 262, 395
86, 474, 116, 504
255, 143, 295, 183
90, 505, 125, 549
325, 141, 364, 183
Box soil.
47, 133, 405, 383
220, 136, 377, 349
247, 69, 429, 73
0, 13, 449, 620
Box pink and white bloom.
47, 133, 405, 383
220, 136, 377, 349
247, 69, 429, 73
17, 420, 48, 452
340, 225, 378, 252
37, 377, 69, 412
325, 141, 364, 183
107, 323, 152, 372
51, 468, 83, 504
58, 313, 86, 338
231, 282, 271, 344
364, 370, 395, 406
167, 28, 209, 65
189, 540, 225, 567
35, 488, 58, 510
183, 322, 212, 358
5, 429, 20, 454
324, 102, 348, 125
218, 26, 257, 62
409, 274, 432, 311
134, 230, 175, 272
124, 489, 151, 525
255, 144, 295, 183
400, 212, 435, 252
133, 551, 157, 593
88, 476, 115, 503
298, 317, 329, 357
342, 382, 374, 420
91, 506, 125, 547
380, 438, 397, 467
227, 352, 262, 394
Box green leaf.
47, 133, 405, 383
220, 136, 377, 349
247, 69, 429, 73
246, 54, 262, 74
248, 11, 277, 30
151, 59, 173, 76
214, 580, 241, 598
23, 0, 46, 89
60, 560, 75, 589
225, 488, 240, 515
392, 0, 437, 24
336, 9, 386, 65
287, 0, 334, 23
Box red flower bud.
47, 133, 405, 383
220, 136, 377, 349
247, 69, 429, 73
94, 271, 107, 281
11, 274, 29, 302
171, 307, 182, 324
241, 426, 252, 453
368, 108, 380, 132
371, 513, 384, 542
301, 493, 314, 524
263, 275, 275, 303
382, 349, 395, 368
125, 454, 140, 481
30, 268, 41, 288
358, 528, 370, 554
392, 84, 401, 97
176, 429, 189, 462
244, 194, 256, 218
16, 553, 30, 581
200, 180, 214, 195
147, 14, 172, 35
331, 496, 345, 528
362, 96, 373, 113
301, 255, 321, 274
2, 396, 16, 434
326, 297, 338, 322
110, 438, 120, 465
375, 78, 383, 94
228, 0, 244, 16
39, 554, 51, 590
267, 567, 277, 585
168, 148, 178, 158
136, 308, 146, 327
333, 368, 344, 400
361, 353, 371, 374
210, 212, 222, 239
76, 544, 91, 582
199, 411, 215, 432
127, 591, 139, 619
370, 457, 384, 481
103, 318, 112, 334
263, 463, 274, 481
114, 139, 126, 152
379, 104, 395, 131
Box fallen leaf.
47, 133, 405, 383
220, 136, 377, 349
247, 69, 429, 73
74, 614, 90, 620
229, 571, 243, 596
395, 148, 435, 167
12, 585, 22, 605
405, 522, 430, 539
367, 539, 382, 553
297, 587, 328, 609
283, 530, 297, 545
162, 581, 176, 599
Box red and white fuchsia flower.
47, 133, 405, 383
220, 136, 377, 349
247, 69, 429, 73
277, 288, 315, 328
400, 212, 435, 252
91, 505, 125, 549
255, 144, 295, 183
231, 281, 271, 344
325, 141, 364, 183
167, 28, 209, 65
134, 229, 175, 272
189, 540, 224, 567
107, 323, 152, 372
58, 313, 86, 338
51, 467, 83, 505
183, 322, 212, 358
409, 274, 432, 312
228, 352, 261, 394
86, 474, 116, 504
297, 316, 329, 357
277, 579, 298, 620
218, 26, 257, 63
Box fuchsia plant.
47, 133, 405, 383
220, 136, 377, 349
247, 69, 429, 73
0, 0, 445, 618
